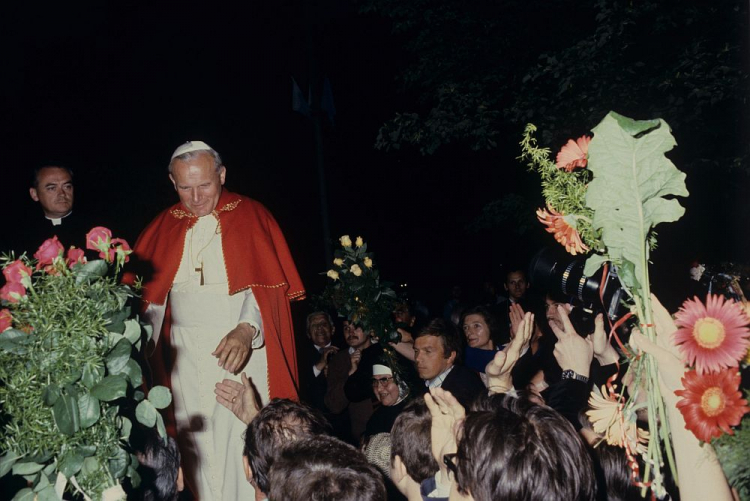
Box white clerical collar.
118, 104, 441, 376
46, 211, 73, 226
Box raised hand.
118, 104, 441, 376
550, 305, 593, 377
486, 311, 534, 393
214, 372, 261, 425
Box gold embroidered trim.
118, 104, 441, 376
169, 198, 242, 219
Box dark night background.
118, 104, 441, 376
2, 1, 749, 315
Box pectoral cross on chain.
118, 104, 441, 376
195, 262, 205, 286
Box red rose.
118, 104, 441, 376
66, 247, 87, 268
3, 260, 32, 284
86, 227, 113, 256
34, 236, 64, 268
0, 282, 27, 303
0, 309, 12, 332
108, 238, 132, 265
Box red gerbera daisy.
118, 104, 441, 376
536, 205, 589, 255
556, 135, 591, 172
673, 295, 750, 375
675, 368, 749, 442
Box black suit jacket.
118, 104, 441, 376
420, 364, 485, 409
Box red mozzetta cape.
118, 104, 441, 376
124, 189, 305, 404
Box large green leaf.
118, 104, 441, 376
59, 452, 84, 478
81, 363, 104, 389
122, 319, 141, 345
122, 359, 143, 386
0, 329, 31, 355
0, 451, 21, 477
74, 260, 108, 284
584, 111, 688, 286
11, 488, 34, 501
135, 400, 157, 427
106, 339, 132, 375
33, 485, 58, 501
42, 385, 61, 407
148, 386, 172, 410
52, 395, 79, 436
90, 375, 127, 401
108, 447, 130, 479
11, 462, 44, 476
77, 391, 101, 428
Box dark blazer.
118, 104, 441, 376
420, 364, 485, 409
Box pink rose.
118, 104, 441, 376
3, 260, 32, 284
66, 247, 87, 268
108, 238, 132, 265
34, 236, 64, 268
86, 227, 113, 256
0, 309, 11, 332
0, 282, 27, 303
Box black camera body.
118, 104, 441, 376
529, 248, 632, 337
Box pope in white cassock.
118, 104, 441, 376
125, 141, 304, 500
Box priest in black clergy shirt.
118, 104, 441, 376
8, 166, 95, 255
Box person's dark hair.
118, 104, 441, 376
415, 318, 462, 362
268, 435, 386, 501
459, 305, 503, 348
242, 398, 330, 494
129, 426, 181, 501
504, 266, 527, 283
456, 393, 596, 501
588, 442, 642, 501
390, 398, 439, 484
31, 165, 74, 188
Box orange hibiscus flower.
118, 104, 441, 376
556, 135, 591, 172
536, 205, 589, 255
675, 368, 749, 442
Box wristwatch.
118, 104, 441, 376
561, 369, 589, 383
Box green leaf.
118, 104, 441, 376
42, 385, 60, 407
32, 471, 50, 492
34, 485, 58, 501
155, 413, 167, 440
59, 452, 84, 478
586, 112, 688, 293
148, 386, 172, 409
105, 307, 131, 334
120, 416, 132, 440
108, 447, 129, 479
77, 391, 101, 428
106, 339, 132, 375
122, 359, 143, 386
134, 390, 145, 402
0, 451, 21, 477
90, 375, 127, 401
11, 462, 44, 476
75, 260, 108, 284
0, 329, 31, 355
81, 363, 104, 389
128, 466, 142, 488
52, 394, 79, 436
11, 488, 34, 501
123, 319, 141, 344
76, 445, 97, 458
141, 322, 153, 343
135, 400, 157, 427
81, 457, 99, 476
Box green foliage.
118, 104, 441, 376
584, 112, 688, 285
0, 250, 170, 500
713, 398, 750, 500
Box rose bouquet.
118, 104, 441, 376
0, 228, 170, 501
318, 235, 399, 345
522, 112, 690, 497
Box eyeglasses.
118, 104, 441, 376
443, 453, 458, 479
371, 377, 394, 387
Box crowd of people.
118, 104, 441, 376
1, 143, 742, 501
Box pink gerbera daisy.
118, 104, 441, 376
555, 135, 591, 172
673, 295, 750, 375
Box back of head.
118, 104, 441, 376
243, 398, 330, 494
457, 393, 596, 501
129, 426, 181, 501
269, 435, 386, 501
390, 398, 439, 484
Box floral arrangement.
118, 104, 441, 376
319, 235, 399, 344
522, 111, 690, 497
672, 295, 750, 498
0, 228, 170, 501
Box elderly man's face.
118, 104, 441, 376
308, 314, 334, 348
30, 167, 74, 218
170, 153, 226, 217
